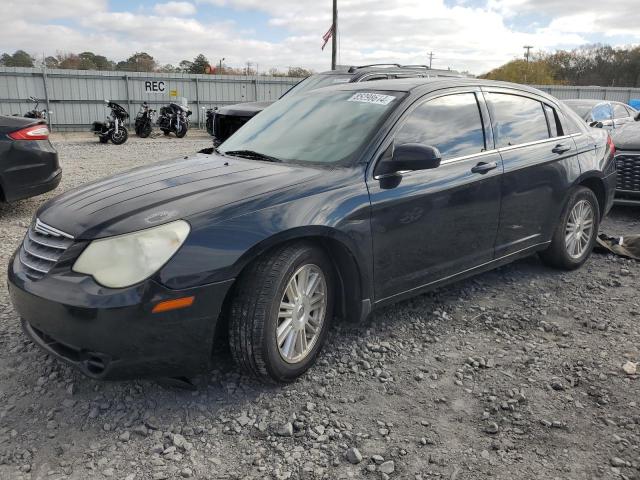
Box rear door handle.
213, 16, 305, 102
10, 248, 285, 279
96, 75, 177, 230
471, 161, 498, 174
552, 144, 571, 154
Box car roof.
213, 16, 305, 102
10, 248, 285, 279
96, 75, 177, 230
321, 77, 560, 100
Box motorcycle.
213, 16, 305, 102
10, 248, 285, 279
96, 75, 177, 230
24, 96, 50, 120
134, 102, 156, 138
157, 103, 192, 138
91, 100, 129, 145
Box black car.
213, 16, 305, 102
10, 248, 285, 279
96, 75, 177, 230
0, 115, 61, 202
610, 122, 640, 205
8, 78, 615, 383
210, 64, 464, 144
564, 99, 640, 129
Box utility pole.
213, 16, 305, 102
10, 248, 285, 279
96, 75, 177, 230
523, 45, 533, 83
427, 51, 435, 69
218, 57, 225, 74
331, 0, 338, 70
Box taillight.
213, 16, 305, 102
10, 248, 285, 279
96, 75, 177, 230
607, 134, 616, 156
8, 124, 50, 141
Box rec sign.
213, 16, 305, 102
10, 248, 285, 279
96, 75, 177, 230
144, 81, 166, 93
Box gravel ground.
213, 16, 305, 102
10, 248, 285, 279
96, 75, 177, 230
0, 133, 639, 480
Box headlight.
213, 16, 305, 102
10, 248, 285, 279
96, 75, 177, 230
73, 220, 190, 288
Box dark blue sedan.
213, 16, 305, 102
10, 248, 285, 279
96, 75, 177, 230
8, 78, 616, 383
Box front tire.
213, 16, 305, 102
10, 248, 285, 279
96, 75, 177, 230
540, 186, 600, 270
110, 127, 128, 145
229, 242, 335, 383
138, 122, 152, 138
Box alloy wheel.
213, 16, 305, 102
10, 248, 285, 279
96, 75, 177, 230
276, 264, 327, 364
564, 199, 595, 259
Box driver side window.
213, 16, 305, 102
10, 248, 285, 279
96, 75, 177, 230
394, 93, 486, 161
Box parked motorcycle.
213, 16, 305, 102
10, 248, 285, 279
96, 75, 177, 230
134, 102, 156, 138
157, 103, 192, 138
24, 96, 49, 120
91, 100, 129, 145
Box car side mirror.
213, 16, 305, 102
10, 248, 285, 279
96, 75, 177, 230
634, 112, 640, 122
589, 121, 604, 128
375, 143, 442, 177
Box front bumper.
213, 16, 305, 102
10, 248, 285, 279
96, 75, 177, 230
8, 252, 234, 380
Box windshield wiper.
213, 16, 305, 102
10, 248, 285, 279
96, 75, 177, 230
223, 150, 282, 163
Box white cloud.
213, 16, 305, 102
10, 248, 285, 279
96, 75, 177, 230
153, 2, 197, 17
0, 0, 638, 75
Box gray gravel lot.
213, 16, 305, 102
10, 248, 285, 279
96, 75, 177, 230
0, 133, 639, 480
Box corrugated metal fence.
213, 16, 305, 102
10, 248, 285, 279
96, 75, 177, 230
2, 67, 640, 131
532, 84, 640, 103
0, 67, 299, 131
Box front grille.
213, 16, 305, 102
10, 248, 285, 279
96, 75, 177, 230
19, 219, 74, 280
616, 154, 640, 192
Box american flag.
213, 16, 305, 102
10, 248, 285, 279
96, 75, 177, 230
321, 24, 333, 51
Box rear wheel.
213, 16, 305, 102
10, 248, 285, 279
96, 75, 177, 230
228, 242, 334, 383
540, 186, 600, 270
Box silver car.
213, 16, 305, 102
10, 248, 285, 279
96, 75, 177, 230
564, 99, 640, 129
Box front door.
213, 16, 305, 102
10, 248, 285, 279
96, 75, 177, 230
367, 90, 502, 302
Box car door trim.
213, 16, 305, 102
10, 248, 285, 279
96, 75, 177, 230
374, 240, 551, 304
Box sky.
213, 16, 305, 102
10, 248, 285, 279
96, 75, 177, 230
1, 0, 639, 75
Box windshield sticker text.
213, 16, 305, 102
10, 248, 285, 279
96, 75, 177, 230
348, 93, 396, 105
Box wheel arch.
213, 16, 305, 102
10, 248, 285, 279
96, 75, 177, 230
574, 173, 607, 218
222, 226, 370, 327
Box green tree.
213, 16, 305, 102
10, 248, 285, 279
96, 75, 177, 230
116, 52, 157, 72
188, 54, 210, 74
0, 50, 35, 67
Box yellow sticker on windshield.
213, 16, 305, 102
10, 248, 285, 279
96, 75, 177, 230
348, 93, 396, 105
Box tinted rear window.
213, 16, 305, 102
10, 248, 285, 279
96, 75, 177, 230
487, 93, 550, 148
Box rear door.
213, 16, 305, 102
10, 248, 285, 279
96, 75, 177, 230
367, 88, 502, 302
484, 89, 581, 257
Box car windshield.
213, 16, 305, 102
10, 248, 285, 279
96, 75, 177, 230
219, 90, 404, 165
283, 73, 353, 97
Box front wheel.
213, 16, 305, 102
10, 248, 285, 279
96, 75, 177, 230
175, 124, 188, 138
110, 127, 128, 145
229, 242, 335, 383
540, 186, 600, 270
138, 122, 152, 138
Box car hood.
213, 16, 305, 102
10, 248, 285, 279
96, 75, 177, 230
216, 101, 273, 117
611, 122, 640, 151
37, 153, 323, 239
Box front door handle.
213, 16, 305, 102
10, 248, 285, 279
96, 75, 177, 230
471, 161, 498, 174
552, 144, 571, 154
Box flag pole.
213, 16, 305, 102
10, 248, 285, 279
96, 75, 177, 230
331, 0, 337, 70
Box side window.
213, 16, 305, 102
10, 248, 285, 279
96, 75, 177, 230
543, 104, 562, 137
613, 103, 629, 119
394, 93, 486, 160
487, 93, 550, 147
592, 103, 613, 121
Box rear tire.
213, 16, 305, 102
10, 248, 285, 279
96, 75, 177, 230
228, 242, 335, 383
539, 186, 600, 270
